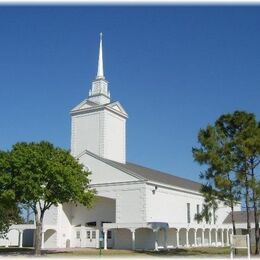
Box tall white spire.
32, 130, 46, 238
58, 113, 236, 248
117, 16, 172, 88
96, 32, 104, 79
88, 32, 110, 105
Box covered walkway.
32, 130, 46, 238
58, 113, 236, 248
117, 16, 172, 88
103, 222, 233, 250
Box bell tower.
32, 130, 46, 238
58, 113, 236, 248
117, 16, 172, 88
88, 33, 111, 105
70, 33, 128, 163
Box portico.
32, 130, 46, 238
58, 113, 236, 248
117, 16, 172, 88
102, 222, 232, 250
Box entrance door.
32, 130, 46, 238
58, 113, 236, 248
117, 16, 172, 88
85, 230, 97, 248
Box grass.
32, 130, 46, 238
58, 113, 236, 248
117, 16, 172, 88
0, 246, 253, 257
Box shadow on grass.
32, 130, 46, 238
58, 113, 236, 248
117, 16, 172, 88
0, 247, 34, 255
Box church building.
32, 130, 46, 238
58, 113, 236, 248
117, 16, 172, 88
0, 34, 240, 250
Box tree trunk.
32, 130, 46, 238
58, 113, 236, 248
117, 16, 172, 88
230, 202, 238, 255
251, 164, 260, 255
245, 172, 252, 254
253, 192, 259, 254
34, 211, 43, 256
231, 202, 236, 235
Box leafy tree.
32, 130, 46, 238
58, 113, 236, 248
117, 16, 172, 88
0, 151, 23, 237
7, 141, 95, 255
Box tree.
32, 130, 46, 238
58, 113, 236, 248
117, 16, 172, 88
193, 111, 260, 254
192, 122, 240, 236
0, 151, 23, 237
225, 111, 260, 254
7, 141, 95, 255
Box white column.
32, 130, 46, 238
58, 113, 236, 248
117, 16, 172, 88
194, 230, 197, 247
215, 230, 218, 247
221, 230, 224, 247
41, 231, 45, 249
104, 230, 107, 250
131, 230, 135, 250
186, 229, 189, 247
202, 229, 204, 246
176, 229, 179, 248
226, 230, 229, 246
164, 229, 168, 249
209, 230, 212, 246
154, 230, 158, 251
19, 230, 23, 248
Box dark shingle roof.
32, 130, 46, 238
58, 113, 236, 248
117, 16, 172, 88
104, 159, 202, 192
223, 211, 256, 224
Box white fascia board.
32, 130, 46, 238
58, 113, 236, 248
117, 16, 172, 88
70, 101, 127, 119
70, 99, 89, 112
90, 180, 146, 188
107, 101, 128, 117
105, 106, 128, 118
70, 103, 104, 116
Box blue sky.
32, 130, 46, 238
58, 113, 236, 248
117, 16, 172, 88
0, 5, 259, 182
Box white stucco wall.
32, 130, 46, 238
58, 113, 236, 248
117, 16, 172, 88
146, 183, 204, 224
79, 152, 138, 184
43, 205, 58, 226
71, 107, 126, 164
145, 183, 232, 226
103, 109, 126, 163
95, 182, 146, 223
71, 111, 103, 157
56, 204, 73, 248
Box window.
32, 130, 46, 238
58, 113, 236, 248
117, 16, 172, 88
213, 207, 216, 224
92, 231, 96, 239
108, 230, 112, 239
85, 221, 96, 227
196, 204, 200, 224
86, 231, 91, 239
187, 203, 191, 223
76, 231, 80, 239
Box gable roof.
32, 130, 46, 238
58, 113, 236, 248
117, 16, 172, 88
102, 158, 202, 192
78, 149, 202, 192
71, 99, 128, 118
223, 211, 256, 224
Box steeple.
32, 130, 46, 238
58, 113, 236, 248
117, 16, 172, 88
88, 33, 110, 105
96, 32, 104, 79
71, 33, 128, 163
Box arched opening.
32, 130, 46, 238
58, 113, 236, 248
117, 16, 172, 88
211, 229, 217, 246
23, 229, 34, 247
135, 228, 154, 250
204, 228, 210, 246
157, 228, 167, 248
179, 228, 187, 247
112, 228, 132, 249
167, 228, 178, 248
196, 228, 203, 246
44, 229, 57, 248
217, 229, 223, 246
223, 229, 228, 245
188, 228, 196, 247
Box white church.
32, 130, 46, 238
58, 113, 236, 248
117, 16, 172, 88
0, 34, 243, 250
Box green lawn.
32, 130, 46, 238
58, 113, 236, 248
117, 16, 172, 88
0, 246, 252, 257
